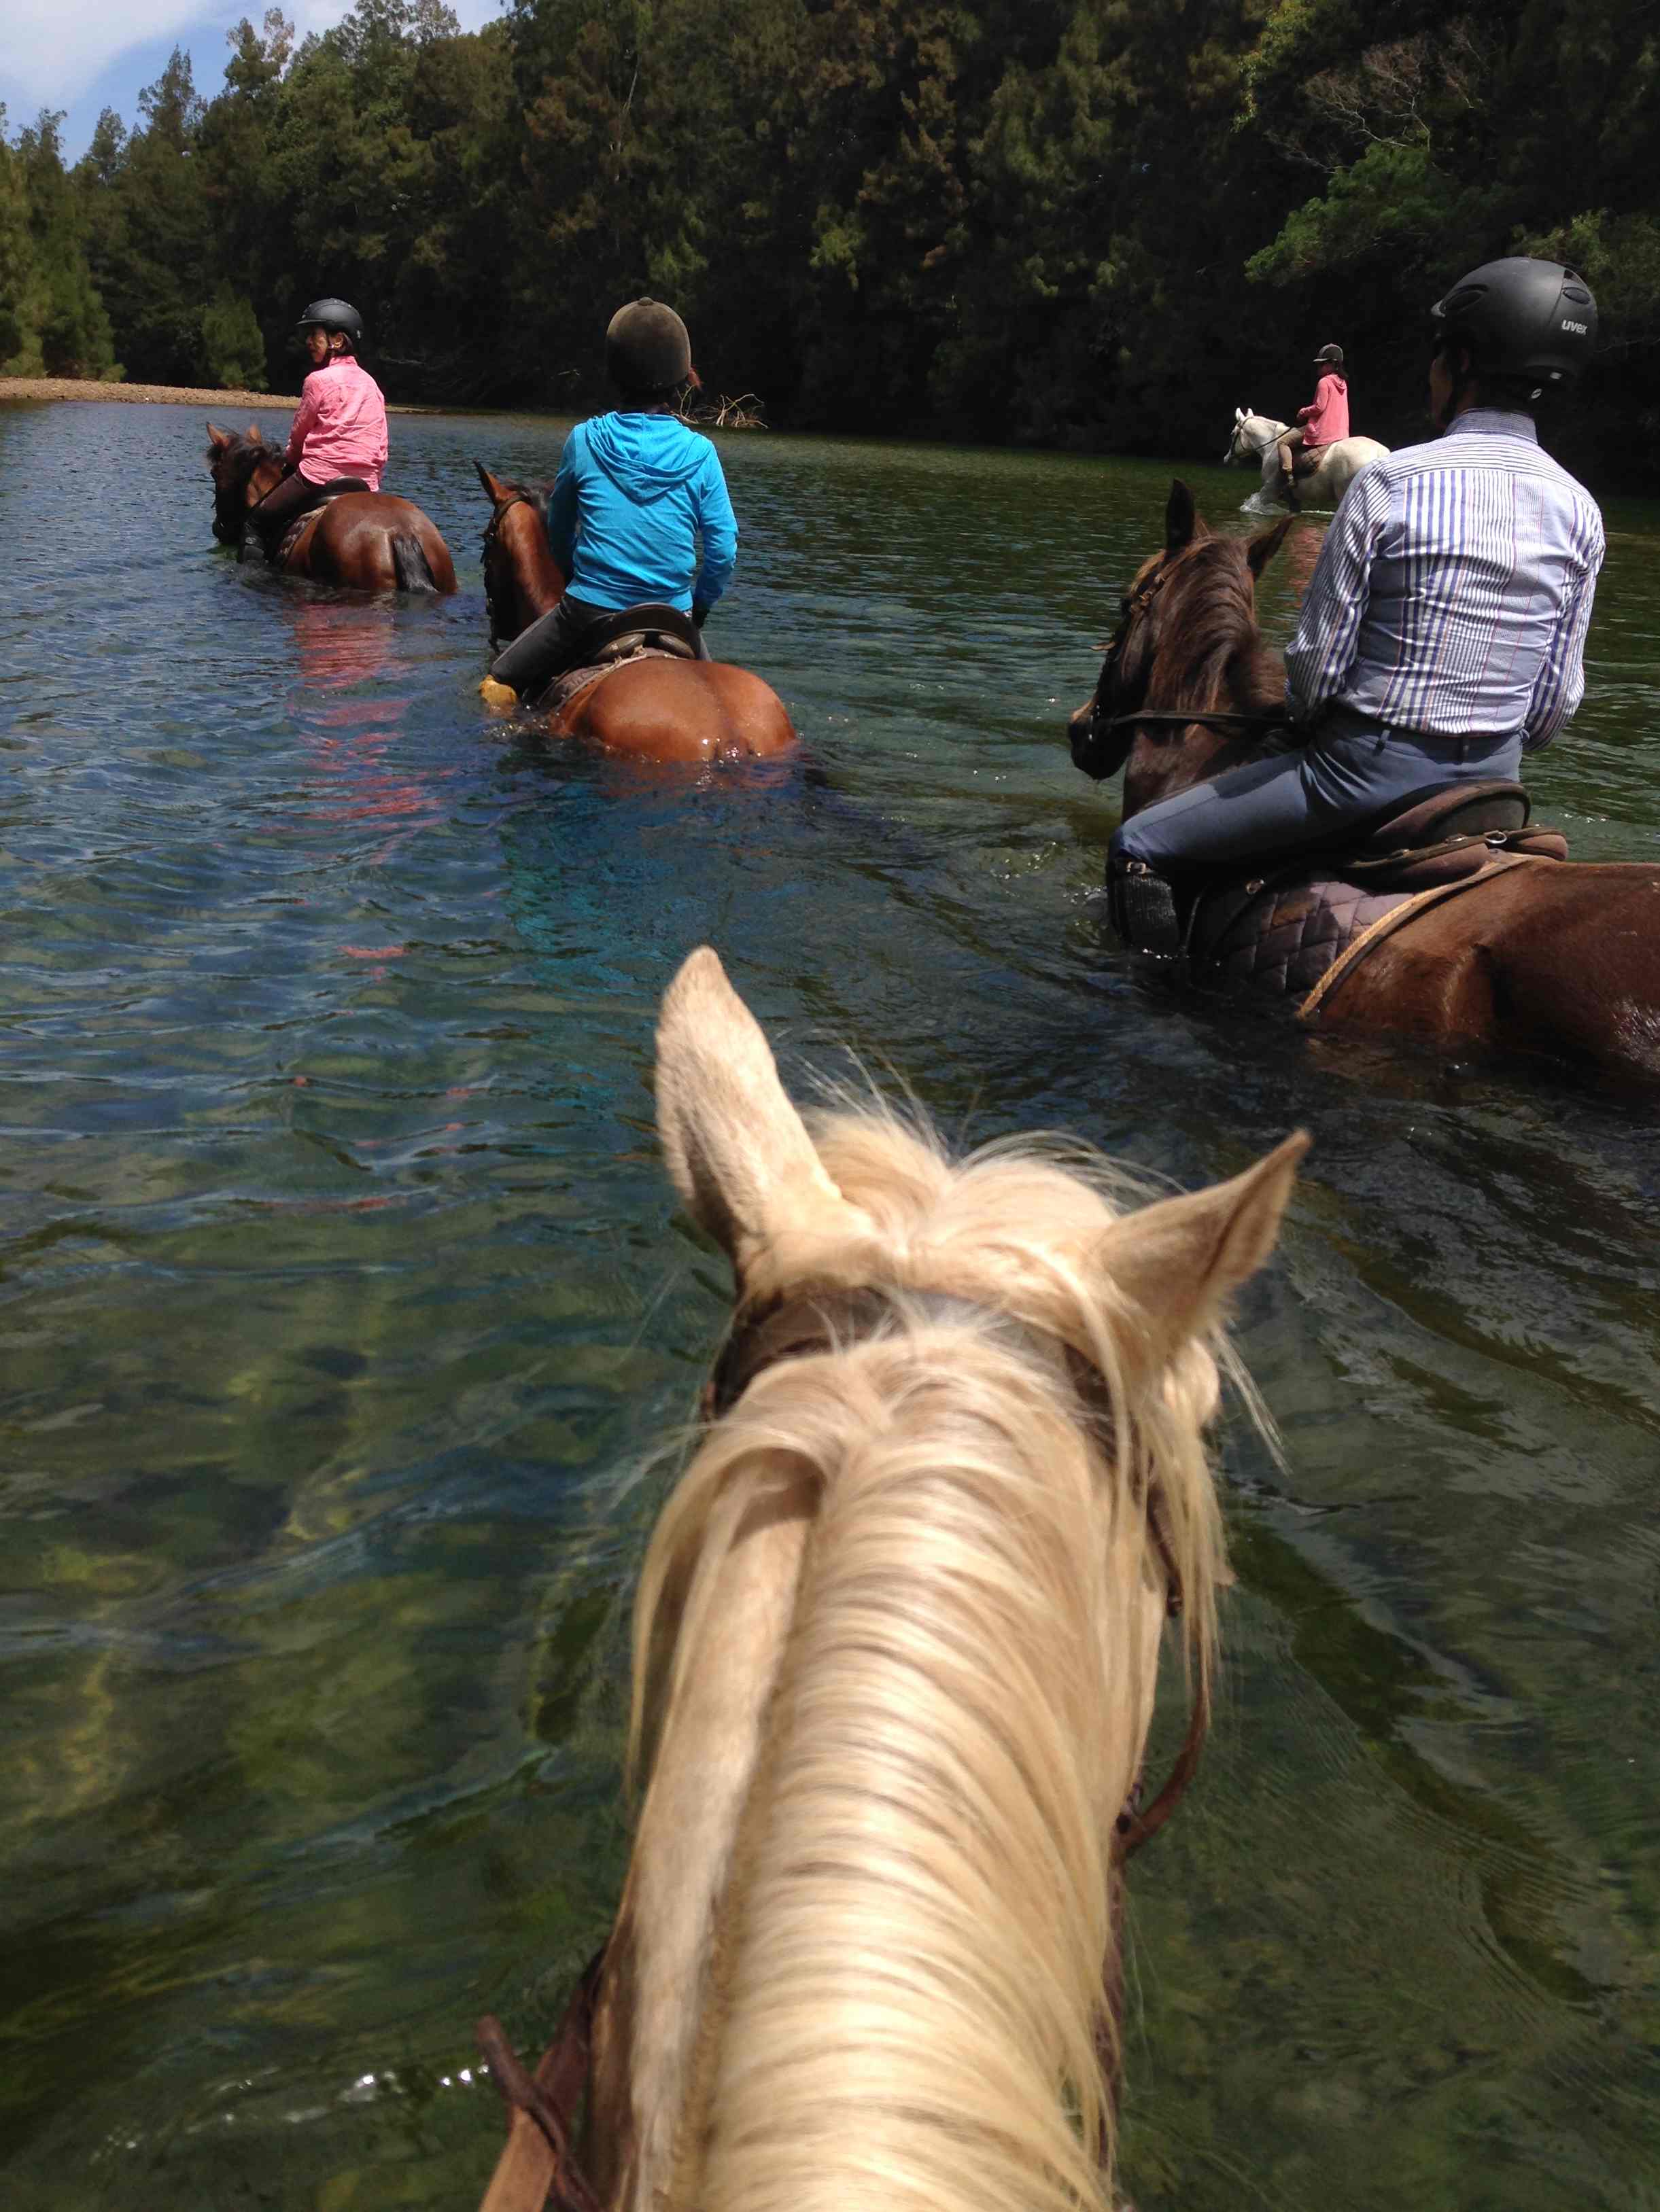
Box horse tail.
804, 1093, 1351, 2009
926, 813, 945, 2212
390, 532, 438, 593
646, 1337, 1130, 2212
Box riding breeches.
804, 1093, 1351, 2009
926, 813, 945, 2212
1110, 715, 1525, 874
250, 470, 329, 553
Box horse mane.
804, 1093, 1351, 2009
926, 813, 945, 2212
627, 1102, 1246, 2212
1142, 536, 1283, 721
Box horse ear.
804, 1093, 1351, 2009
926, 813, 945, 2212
1094, 1132, 1309, 1386
246, 421, 262, 444
1234, 406, 1245, 425
475, 460, 511, 504
1165, 480, 1198, 554
655, 947, 871, 1286
207, 421, 229, 449
1247, 516, 1295, 576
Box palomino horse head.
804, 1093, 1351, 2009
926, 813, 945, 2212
1068, 480, 1293, 811
205, 421, 283, 546
474, 947, 1307, 2212
474, 461, 560, 646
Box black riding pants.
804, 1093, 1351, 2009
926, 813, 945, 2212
250, 470, 329, 554
490, 595, 710, 697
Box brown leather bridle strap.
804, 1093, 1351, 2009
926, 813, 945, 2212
474, 1950, 604, 2212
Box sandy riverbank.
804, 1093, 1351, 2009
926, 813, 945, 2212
1, 377, 432, 412
3, 376, 305, 408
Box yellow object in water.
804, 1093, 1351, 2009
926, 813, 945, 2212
479, 675, 519, 713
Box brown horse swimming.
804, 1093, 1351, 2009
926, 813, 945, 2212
205, 422, 456, 593
475, 465, 795, 766
1068, 482, 1660, 1087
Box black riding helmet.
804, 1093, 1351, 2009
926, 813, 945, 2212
1313, 343, 1345, 366
1430, 258, 1596, 385
295, 297, 364, 345
606, 298, 693, 396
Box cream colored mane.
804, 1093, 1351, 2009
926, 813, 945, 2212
579, 949, 1304, 2212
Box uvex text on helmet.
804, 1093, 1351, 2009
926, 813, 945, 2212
295, 297, 364, 343
1430, 258, 1597, 385
606, 299, 693, 394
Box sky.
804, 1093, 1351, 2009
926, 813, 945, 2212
1, 0, 508, 162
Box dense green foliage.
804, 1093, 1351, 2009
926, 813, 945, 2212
3, 0, 1655, 481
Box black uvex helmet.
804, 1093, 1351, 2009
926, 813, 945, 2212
1313, 343, 1345, 366
295, 297, 364, 344
1430, 258, 1596, 385
606, 298, 693, 395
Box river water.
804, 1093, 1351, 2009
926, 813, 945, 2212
3, 396, 1659, 2211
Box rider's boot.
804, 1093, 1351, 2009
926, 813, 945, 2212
1107, 857, 1185, 955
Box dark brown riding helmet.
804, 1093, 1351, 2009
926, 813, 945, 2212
606, 298, 694, 396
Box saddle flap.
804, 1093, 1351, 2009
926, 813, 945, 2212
572, 603, 702, 665
1355, 779, 1529, 854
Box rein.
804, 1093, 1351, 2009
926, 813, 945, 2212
1234, 420, 1287, 462
708, 1280, 1205, 1861
1103, 707, 1288, 734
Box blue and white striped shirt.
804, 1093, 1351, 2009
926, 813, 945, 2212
1284, 410, 1604, 751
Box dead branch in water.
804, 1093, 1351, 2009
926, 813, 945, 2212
676, 391, 767, 429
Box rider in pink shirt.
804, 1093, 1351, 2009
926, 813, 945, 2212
1279, 342, 1349, 506
286, 357, 387, 488
252, 296, 390, 557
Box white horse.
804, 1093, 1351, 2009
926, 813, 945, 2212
1225, 406, 1388, 515
473, 945, 1305, 2212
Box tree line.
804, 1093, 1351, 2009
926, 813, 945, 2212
3, 0, 1655, 486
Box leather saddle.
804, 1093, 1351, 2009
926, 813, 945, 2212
1332, 778, 1566, 889
1178, 780, 1569, 996
255, 478, 378, 565
566, 603, 704, 668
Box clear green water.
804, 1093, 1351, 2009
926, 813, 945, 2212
3, 398, 1659, 2209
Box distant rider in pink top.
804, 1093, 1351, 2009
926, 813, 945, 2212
1278, 342, 1349, 509
251, 296, 390, 559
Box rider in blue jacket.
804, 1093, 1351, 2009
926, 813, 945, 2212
490, 300, 737, 692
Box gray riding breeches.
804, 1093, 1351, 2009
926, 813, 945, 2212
1109, 712, 1525, 873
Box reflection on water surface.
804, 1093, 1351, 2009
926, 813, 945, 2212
1, 396, 1658, 2210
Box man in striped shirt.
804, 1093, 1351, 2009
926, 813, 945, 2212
1111, 258, 1604, 919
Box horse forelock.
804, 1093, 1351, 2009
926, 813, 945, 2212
621, 1104, 1241, 2212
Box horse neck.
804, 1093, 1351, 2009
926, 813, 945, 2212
245, 452, 283, 507
625, 1305, 1213, 2212
1122, 597, 1286, 820
610, 1121, 1235, 2212
505, 514, 564, 631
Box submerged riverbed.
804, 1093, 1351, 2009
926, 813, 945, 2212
3, 395, 1659, 2211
